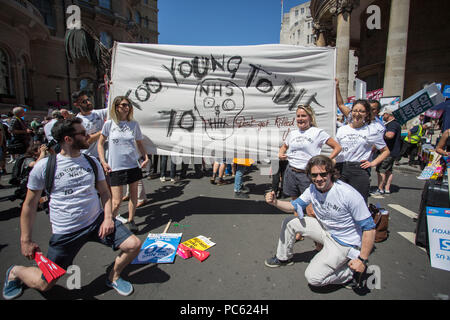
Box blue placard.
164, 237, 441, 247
443, 85, 450, 98
132, 233, 182, 264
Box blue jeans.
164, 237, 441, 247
160, 155, 176, 178
234, 165, 246, 192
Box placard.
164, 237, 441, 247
426, 207, 450, 271
393, 84, 445, 125
132, 233, 182, 264
181, 235, 216, 251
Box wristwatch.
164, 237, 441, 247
358, 256, 369, 265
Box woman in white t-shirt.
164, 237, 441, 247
279, 105, 341, 243
335, 99, 390, 203
98, 96, 149, 233
279, 105, 341, 200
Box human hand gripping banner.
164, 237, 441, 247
109, 44, 336, 161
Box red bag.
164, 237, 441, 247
34, 252, 66, 282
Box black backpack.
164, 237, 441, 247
43, 153, 98, 213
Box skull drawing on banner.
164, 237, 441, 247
194, 78, 245, 140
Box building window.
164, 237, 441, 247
135, 11, 141, 25
295, 10, 298, 16
0, 49, 14, 96
307, 35, 310, 44
301, 8, 304, 14
98, 0, 111, 9
100, 32, 113, 49
32, 0, 56, 29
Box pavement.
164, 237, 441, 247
0, 158, 449, 303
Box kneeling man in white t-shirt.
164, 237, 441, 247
3, 118, 142, 300
264, 155, 376, 289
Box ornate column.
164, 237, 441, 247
313, 22, 332, 47
383, 0, 410, 100
335, 0, 355, 101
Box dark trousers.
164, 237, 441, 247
271, 160, 288, 193
336, 162, 370, 203
400, 141, 419, 165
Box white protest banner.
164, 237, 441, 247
108, 44, 336, 162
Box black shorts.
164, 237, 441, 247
45, 213, 133, 274
109, 166, 142, 186
376, 156, 395, 173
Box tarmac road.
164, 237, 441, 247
0, 160, 449, 301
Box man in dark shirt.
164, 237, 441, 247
375, 106, 402, 194
9, 107, 32, 156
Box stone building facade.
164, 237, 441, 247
280, 0, 357, 97
0, 0, 158, 116
280, 2, 316, 47
310, 0, 450, 101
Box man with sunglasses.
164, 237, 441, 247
3, 118, 142, 299
73, 90, 108, 159
264, 155, 376, 289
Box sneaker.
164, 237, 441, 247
384, 190, 391, 194
136, 199, 150, 208
210, 177, 216, 185
127, 220, 138, 233
264, 256, 293, 268
342, 278, 358, 290
116, 215, 128, 224
240, 185, 250, 193
3, 266, 23, 300
371, 189, 384, 196
106, 277, 134, 296
160, 176, 167, 182
234, 191, 249, 199
216, 178, 226, 185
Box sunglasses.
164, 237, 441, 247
72, 130, 87, 137
79, 98, 92, 105
310, 172, 329, 178
118, 103, 131, 108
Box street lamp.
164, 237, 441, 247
55, 85, 61, 104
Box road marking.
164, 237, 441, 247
397, 232, 426, 252
388, 204, 417, 219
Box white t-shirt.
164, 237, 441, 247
368, 117, 386, 136
296, 180, 372, 247
77, 108, 108, 158
335, 124, 386, 163
284, 127, 330, 170
44, 119, 58, 142
101, 120, 143, 171
27, 154, 106, 235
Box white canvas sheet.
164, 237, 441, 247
108, 43, 336, 162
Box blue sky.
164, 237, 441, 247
158, 0, 310, 46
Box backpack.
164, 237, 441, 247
43, 153, 98, 213
368, 203, 389, 242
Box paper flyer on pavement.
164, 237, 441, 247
132, 233, 182, 264
181, 235, 215, 251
